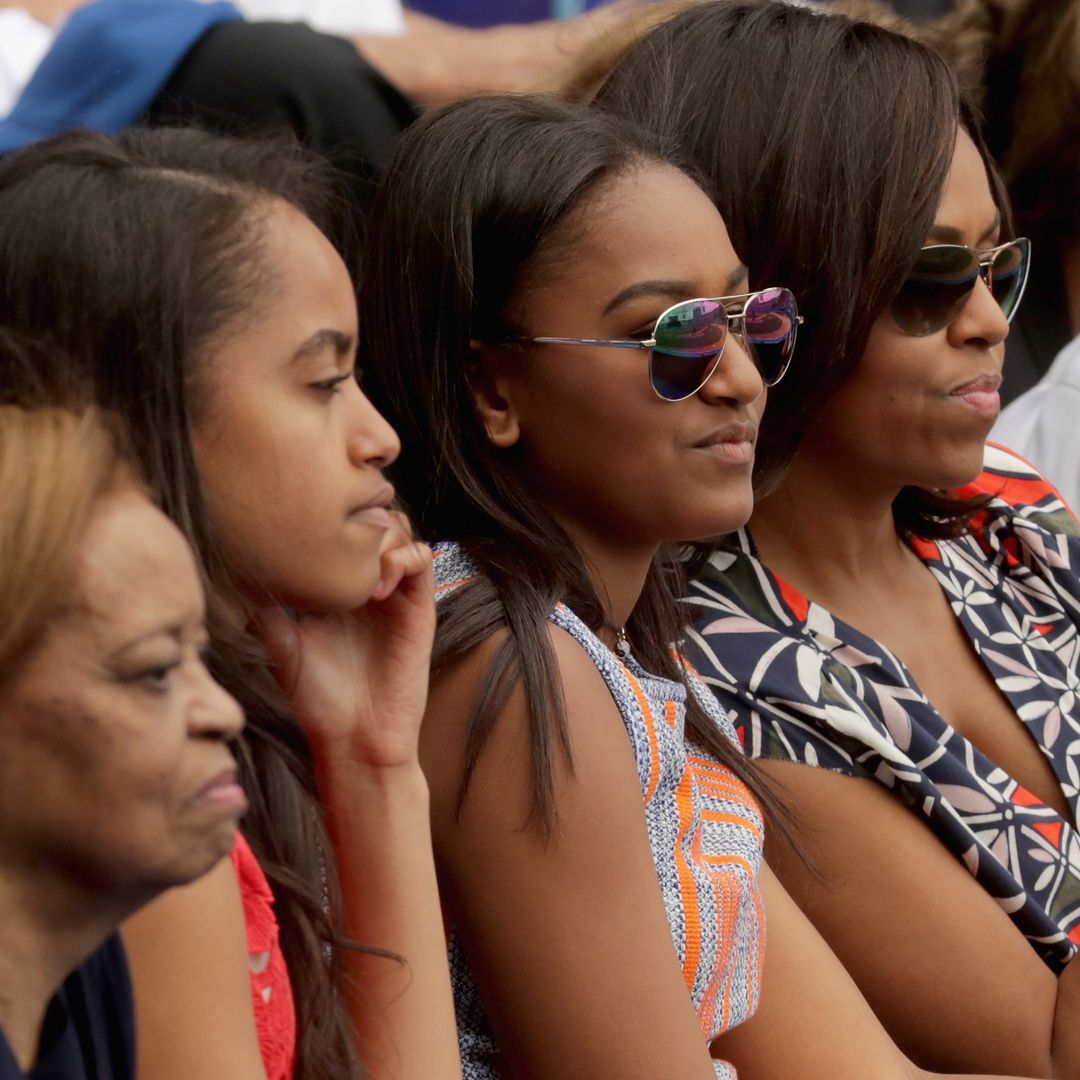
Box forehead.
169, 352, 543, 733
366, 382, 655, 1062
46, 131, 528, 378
252, 200, 356, 326
70, 489, 203, 637
933, 129, 998, 237
538, 163, 741, 296
205, 198, 358, 360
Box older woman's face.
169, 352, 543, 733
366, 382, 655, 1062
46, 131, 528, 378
0, 487, 244, 900
809, 129, 1010, 492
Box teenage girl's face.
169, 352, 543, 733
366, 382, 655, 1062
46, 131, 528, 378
477, 163, 764, 552
193, 199, 401, 613
0, 487, 244, 899
807, 129, 1009, 492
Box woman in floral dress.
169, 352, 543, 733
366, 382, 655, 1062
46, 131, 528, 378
590, 2, 1080, 1076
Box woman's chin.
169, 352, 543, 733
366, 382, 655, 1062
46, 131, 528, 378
670, 500, 755, 544
259, 570, 385, 616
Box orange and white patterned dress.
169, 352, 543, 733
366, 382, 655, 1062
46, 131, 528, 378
434, 543, 765, 1079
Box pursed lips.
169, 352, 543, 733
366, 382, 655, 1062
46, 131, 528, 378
691, 420, 757, 450
949, 372, 1002, 397
948, 373, 1002, 418
194, 763, 247, 811
689, 421, 757, 465
347, 484, 396, 527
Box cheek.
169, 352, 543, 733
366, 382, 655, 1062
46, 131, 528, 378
515, 372, 757, 540
0, 692, 185, 869
193, 390, 382, 606
819, 333, 936, 443
517, 365, 656, 483
32, 689, 183, 795
196, 432, 300, 589
195, 388, 305, 511
813, 341, 990, 487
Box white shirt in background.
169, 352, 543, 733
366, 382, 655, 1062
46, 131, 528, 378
230, 0, 403, 35
0, 8, 52, 117
993, 335, 1080, 513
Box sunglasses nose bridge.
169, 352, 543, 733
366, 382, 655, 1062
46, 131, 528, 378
696, 327, 764, 405
949, 268, 1011, 346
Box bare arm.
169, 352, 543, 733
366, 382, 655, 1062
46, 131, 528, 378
717, 863, 1036, 1080
422, 625, 721, 1079
753, 759, 1080, 1077
122, 857, 267, 1080
256, 520, 460, 1080
423, 606, 1046, 1079
353, 6, 634, 107
314, 756, 456, 1079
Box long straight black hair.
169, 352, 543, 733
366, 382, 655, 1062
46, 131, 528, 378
0, 127, 361, 1079
588, 0, 1011, 538
359, 94, 780, 829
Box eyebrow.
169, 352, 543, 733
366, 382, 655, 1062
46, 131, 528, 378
928, 211, 1002, 247
107, 624, 185, 661
602, 265, 750, 316
291, 328, 354, 360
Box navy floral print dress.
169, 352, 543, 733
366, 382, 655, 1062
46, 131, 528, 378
684, 444, 1080, 971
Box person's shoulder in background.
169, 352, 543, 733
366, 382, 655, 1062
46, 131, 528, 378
992, 335, 1080, 514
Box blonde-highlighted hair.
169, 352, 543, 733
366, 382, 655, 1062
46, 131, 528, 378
0, 405, 130, 679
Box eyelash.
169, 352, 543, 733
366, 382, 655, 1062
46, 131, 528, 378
130, 644, 212, 694
136, 661, 182, 693
311, 372, 354, 395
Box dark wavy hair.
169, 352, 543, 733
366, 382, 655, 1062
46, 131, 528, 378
589, 0, 1011, 538
0, 127, 360, 1079
359, 94, 782, 830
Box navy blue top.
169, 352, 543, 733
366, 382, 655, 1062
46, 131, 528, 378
0, 935, 135, 1080
405, 0, 949, 29
408, 0, 605, 27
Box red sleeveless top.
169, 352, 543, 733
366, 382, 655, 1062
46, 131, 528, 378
230, 833, 297, 1079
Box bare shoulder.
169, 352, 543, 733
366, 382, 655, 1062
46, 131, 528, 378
422, 620, 634, 835
755, 758, 1061, 1076
421, 622, 721, 1078
756, 758, 923, 876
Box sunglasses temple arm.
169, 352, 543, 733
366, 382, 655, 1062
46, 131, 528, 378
528, 336, 653, 350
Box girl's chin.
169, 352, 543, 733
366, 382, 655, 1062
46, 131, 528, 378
261, 572, 384, 615
670, 503, 755, 544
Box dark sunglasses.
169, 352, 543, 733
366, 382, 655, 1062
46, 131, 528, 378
501, 287, 802, 402
891, 237, 1031, 337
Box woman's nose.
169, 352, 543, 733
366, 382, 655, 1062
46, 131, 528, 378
697, 332, 765, 406
948, 275, 1010, 350
347, 383, 402, 469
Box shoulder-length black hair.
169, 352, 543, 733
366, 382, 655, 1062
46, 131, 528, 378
359, 93, 778, 829
590, 0, 1011, 538
0, 127, 360, 1079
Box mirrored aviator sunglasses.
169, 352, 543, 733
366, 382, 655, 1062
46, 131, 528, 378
648, 287, 802, 401
891, 237, 1031, 337
517, 287, 802, 402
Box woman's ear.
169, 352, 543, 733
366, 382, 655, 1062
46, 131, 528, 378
466, 344, 522, 448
